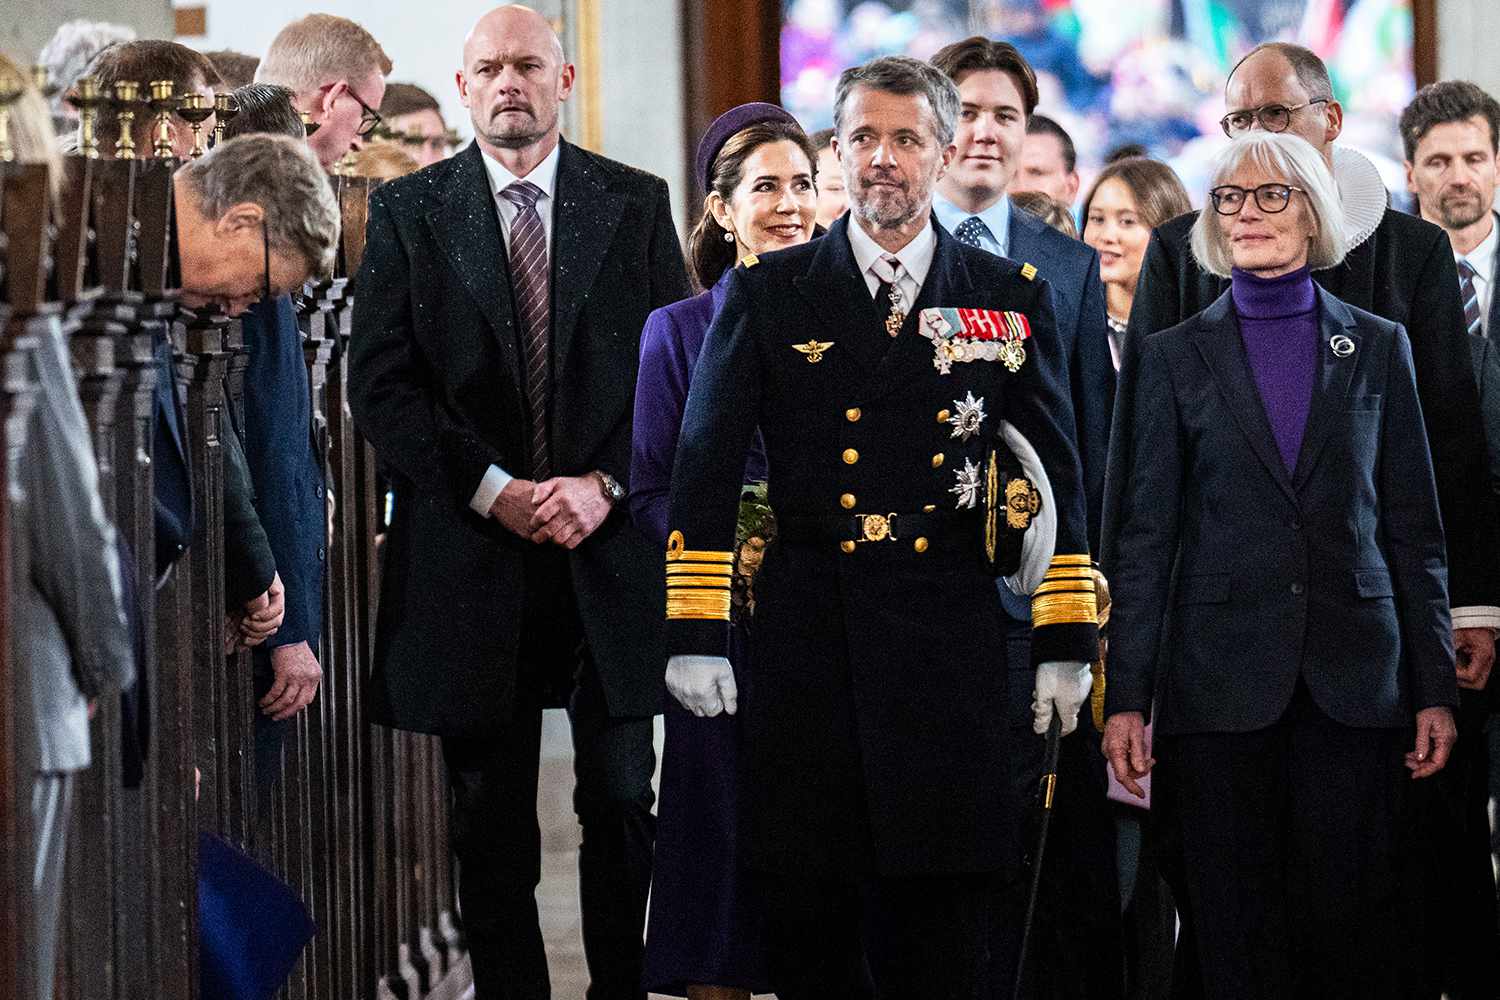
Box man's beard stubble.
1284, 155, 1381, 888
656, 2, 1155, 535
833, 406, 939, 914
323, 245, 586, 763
476, 102, 557, 150
852, 168, 936, 230
1437, 192, 1490, 231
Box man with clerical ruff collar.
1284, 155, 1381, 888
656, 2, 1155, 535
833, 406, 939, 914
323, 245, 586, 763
662, 55, 1099, 998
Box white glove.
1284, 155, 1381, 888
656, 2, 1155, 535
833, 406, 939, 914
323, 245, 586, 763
666, 655, 738, 717
1033, 660, 1093, 736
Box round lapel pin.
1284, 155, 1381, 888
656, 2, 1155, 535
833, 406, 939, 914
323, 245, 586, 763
1330, 334, 1355, 358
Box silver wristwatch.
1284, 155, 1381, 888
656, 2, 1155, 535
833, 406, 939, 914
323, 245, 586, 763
595, 470, 625, 504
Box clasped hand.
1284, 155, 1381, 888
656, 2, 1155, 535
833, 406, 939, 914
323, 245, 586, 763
489, 475, 611, 549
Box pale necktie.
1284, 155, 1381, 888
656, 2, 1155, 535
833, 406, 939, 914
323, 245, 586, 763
870, 254, 906, 337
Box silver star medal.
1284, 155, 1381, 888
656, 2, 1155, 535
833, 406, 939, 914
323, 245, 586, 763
948, 392, 987, 441
950, 457, 982, 510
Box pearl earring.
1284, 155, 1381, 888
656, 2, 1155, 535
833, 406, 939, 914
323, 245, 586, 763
723, 231, 735, 243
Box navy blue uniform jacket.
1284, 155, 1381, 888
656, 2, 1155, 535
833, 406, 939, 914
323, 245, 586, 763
665, 216, 1098, 877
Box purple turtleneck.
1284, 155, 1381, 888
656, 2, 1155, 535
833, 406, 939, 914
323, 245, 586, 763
1231, 265, 1318, 473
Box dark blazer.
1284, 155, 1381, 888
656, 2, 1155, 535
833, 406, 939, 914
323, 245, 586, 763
1105, 288, 1457, 736
666, 216, 1096, 876
1110, 208, 1500, 614
349, 140, 691, 736
240, 294, 324, 652
152, 333, 276, 606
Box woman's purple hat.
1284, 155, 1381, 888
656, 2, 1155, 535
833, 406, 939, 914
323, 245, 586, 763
695, 102, 802, 191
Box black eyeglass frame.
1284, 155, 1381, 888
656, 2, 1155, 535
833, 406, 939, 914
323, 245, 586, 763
344, 84, 384, 138
1208, 182, 1309, 216
1218, 98, 1330, 138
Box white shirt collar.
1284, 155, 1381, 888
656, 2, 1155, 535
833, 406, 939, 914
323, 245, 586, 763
1461, 213, 1498, 284
479, 140, 562, 202
846, 212, 937, 288
1331, 145, 1389, 251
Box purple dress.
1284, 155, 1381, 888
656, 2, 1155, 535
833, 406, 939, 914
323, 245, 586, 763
631, 270, 769, 995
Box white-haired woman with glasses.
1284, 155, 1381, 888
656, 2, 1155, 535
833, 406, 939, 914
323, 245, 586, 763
1101, 131, 1458, 998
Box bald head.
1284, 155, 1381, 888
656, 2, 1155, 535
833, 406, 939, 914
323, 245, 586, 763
464, 5, 563, 67
458, 4, 574, 157
1225, 44, 1342, 162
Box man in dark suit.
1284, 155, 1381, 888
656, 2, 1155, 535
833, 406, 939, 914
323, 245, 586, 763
1398, 78, 1500, 999
1108, 42, 1500, 996
665, 56, 1098, 999
929, 37, 1121, 998
347, 8, 691, 998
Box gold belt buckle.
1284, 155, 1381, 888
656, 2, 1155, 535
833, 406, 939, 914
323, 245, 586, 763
857, 512, 899, 543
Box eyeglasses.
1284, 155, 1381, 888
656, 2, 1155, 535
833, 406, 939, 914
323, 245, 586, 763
1218, 99, 1329, 138
345, 84, 383, 137
1208, 183, 1307, 215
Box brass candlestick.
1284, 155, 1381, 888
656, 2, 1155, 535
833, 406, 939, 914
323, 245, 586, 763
300, 110, 321, 137
148, 79, 178, 159
0, 65, 23, 163
67, 76, 106, 159
333, 148, 357, 177
212, 93, 239, 146
111, 81, 144, 159
177, 92, 213, 158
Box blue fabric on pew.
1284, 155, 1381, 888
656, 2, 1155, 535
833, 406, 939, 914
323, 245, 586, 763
198, 831, 316, 1000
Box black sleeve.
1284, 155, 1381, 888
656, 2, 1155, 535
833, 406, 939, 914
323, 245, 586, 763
1380, 327, 1458, 712
221, 414, 277, 610
663, 269, 763, 658
648, 177, 693, 311
1006, 275, 1100, 665
1402, 231, 1500, 612
349, 191, 503, 506
1102, 332, 1184, 721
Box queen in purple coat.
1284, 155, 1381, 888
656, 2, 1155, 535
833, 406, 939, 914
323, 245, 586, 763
630, 104, 820, 999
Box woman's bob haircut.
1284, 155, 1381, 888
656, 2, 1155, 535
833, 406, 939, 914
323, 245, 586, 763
1190, 131, 1347, 278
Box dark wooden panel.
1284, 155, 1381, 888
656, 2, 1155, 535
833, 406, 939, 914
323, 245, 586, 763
682, 0, 782, 208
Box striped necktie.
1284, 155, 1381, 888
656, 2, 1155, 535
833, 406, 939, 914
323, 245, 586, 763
1459, 258, 1484, 337
500, 180, 552, 479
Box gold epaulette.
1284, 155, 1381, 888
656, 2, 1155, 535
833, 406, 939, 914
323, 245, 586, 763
1020, 262, 1038, 281
665, 530, 733, 621
739, 253, 760, 268
1032, 554, 1099, 627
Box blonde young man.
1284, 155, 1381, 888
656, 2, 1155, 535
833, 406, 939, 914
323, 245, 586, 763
256, 13, 391, 170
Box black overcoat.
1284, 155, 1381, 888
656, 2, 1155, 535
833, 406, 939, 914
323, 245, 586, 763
349, 140, 691, 736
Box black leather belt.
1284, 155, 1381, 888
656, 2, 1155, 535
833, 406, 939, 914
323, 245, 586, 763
779, 511, 954, 544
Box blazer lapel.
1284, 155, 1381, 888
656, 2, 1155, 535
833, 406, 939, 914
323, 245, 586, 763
1291, 290, 1360, 490
791, 215, 885, 377
551, 140, 626, 374
1192, 291, 1298, 504
428, 143, 521, 397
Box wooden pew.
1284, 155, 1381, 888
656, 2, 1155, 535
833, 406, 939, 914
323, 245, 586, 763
14, 128, 470, 1000
0, 160, 47, 1000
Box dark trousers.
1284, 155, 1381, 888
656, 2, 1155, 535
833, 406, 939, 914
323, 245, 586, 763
1409, 693, 1499, 999
442, 550, 656, 1000
755, 870, 1004, 1000
1156, 684, 1410, 1000
1004, 621, 1124, 999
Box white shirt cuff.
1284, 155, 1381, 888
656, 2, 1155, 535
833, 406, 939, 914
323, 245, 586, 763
1450, 605, 1500, 633
469, 464, 513, 517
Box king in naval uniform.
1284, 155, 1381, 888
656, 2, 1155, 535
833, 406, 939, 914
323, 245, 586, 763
662, 57, 1100, 999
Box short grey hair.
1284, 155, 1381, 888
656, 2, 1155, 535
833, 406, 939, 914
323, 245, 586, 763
833, 56, 960, 148
37, 19, 136, 116
175, 134, 340, 279
1190, 132, 1346, 278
